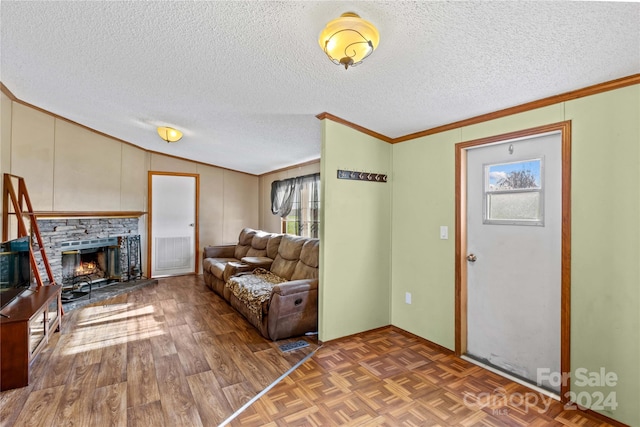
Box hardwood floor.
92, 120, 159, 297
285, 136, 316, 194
229, 327, 619, 427
1, 276, 619, 426
0, 275, 317, 427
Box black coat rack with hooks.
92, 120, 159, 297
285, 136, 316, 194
337, 169, 388, 182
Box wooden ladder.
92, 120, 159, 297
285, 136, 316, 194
2, 173, 55, 287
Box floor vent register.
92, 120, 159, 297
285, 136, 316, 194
278, 340, 309, 352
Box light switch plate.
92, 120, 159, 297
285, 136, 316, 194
440, 226, 448, 240
405, 292, 412, 304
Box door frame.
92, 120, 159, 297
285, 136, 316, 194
455, 121, 572, 401
147, 171, 200, 277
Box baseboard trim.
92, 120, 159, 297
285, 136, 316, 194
390, 325, 455, 355
318, 324, 393, 346
320, 324, 455, 354
577, 407, 630, 427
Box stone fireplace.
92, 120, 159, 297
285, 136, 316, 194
33, 217, 141, 285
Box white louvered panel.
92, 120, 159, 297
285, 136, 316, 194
154, 236, 191, 271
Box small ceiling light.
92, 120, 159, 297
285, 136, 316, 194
319, 12, 379, 70
157, 126, 183, 143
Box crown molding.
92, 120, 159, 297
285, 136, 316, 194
394, 73, 640, 143
5, 73, 639, 171
0, 82, 18, 101
0, 83, 258, 177
316, 112, 394, 143
317, 73, 640, 144
258, 158, 321, 178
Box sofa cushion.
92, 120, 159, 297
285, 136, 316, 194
266, 234, 283, 259
291, 239, 320, 281
238, 227, 256, 245
270, 235, 306, 280
246, 232, 270, 257
226, 268, 285, 321
234, 228, 257, 259
252, 232, 271, 249
203, 257, 239, 280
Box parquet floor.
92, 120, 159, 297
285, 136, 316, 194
0, 275, 317, 427
230, 327, 618, 427
1, 275, 619, 427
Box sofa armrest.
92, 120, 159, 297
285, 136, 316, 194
241, 256, 274, 270
268, 278, 318, 341
223, 262, 254, 282
272, 278, 318, 296
203, 245, 235, 259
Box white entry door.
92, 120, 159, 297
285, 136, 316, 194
150, 173, 198, 277
466, 132, 562, 393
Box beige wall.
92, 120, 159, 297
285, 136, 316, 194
1, 93, 13, 238
9, 102, 56, 211
391, 86, 639, 425
221, 169, 259, 243
1, 99, 259, 275
319, 119, 392, 342
258, 161, 320, 233
147, 154, 259, 244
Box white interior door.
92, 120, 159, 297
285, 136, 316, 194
150, 173, 197, 277
466, 132, 562, 393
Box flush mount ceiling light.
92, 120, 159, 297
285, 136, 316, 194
157, 126, 183, 143
319, 12, 379, 70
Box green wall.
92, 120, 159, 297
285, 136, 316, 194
319, 119, 392, 342
323, 84, 639, 425
390, 128, 459, 349
391, 103, 565, 351
391, 86, 639, 425
565, 86, 639, 425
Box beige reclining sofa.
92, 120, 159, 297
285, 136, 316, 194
202, 228, 319, 341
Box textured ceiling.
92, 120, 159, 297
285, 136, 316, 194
2, 1, 639, 175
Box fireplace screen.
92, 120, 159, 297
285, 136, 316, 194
120, 235, 142, 281
61, 237, 120, 287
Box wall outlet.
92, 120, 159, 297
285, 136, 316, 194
405, 292, 412, 304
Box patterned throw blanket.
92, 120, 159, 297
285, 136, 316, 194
226, 268, 286, 321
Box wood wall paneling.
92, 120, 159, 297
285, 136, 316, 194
10, 103, 55, 211
53, 120, 123, 211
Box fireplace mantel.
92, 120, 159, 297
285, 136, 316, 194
32, 211, 146, 219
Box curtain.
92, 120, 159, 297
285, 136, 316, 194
300, 174, 320, 237
271, 173, 320, 238
271, 177, 300, 217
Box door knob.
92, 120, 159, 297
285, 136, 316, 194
189, 223, 195, 227
466, 254, 477, 262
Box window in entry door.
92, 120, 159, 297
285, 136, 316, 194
483, 158, 544, 226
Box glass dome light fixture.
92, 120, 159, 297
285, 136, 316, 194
157, 126, 183, 143
319, 12, 380, 70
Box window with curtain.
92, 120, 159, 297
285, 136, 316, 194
271, 173, 320, 238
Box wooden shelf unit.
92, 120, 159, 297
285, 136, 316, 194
0, 284, 62, 391
1, 174, 63, 391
